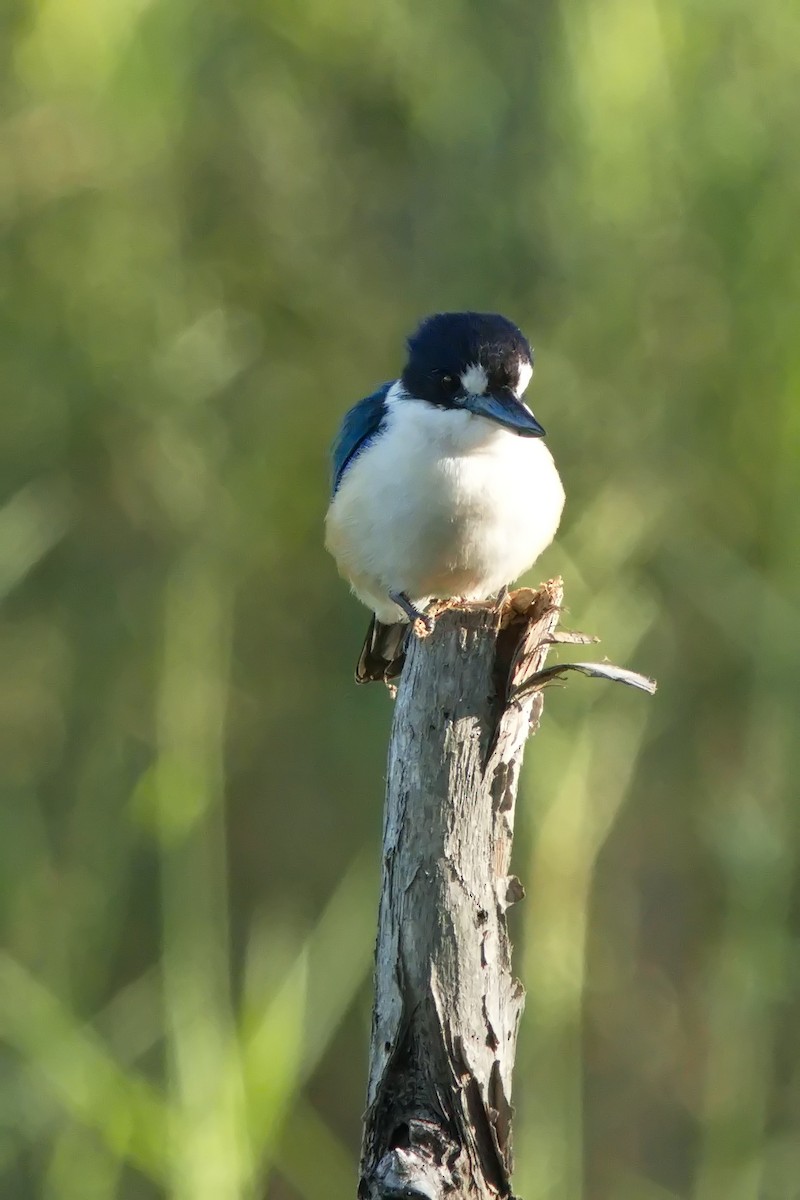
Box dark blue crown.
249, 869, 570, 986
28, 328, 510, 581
405, 312, 531, 378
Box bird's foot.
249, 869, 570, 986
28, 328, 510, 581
389, 591, 435, 637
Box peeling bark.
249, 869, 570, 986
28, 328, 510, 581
359, 580, 564, 1200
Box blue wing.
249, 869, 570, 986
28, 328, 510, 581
331, 382, 392, 497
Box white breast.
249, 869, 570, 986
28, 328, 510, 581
325, 384, 565, 624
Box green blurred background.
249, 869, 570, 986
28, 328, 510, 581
1, 0, 798, 1196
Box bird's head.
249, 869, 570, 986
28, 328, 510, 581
400, 311, 545, 437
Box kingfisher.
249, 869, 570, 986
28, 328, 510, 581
325, 311, 565, 683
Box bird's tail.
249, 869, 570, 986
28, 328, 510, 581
355, 616, 409, 685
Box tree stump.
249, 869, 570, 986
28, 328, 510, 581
359, 580, 565, 1199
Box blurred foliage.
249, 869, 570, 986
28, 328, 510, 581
1, 0, 798, 1197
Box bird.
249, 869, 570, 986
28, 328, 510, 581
325, 311, 565, 683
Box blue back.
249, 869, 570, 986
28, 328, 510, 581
331, 383, 391, 497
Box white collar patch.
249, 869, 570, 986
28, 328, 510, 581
514, 359, 533, 398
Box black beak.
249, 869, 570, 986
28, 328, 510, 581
462, 389, 546, 437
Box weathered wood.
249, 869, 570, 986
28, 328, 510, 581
359, 579, 564, 1200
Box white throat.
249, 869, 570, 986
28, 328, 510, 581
385, 383, 511, 454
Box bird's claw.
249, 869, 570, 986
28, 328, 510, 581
389, 590, 435, 637
495, 584, 510, 613
413, 613, 435, 638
